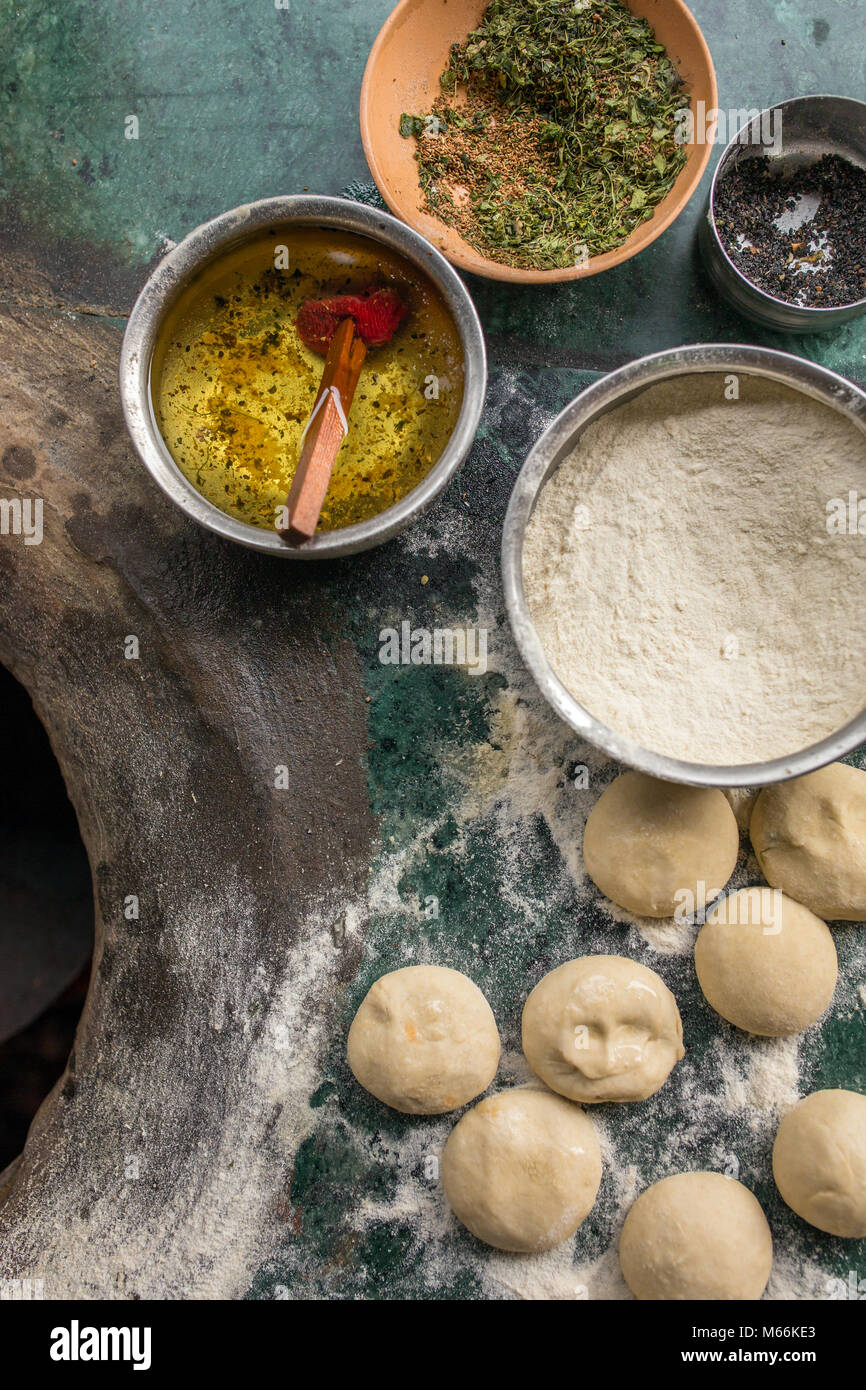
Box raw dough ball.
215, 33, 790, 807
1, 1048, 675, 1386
347, 965, 500, 1114
583, 772, 739, 918
522, 955, 684, 1103
619, 1172, 773, 1300
694, 888, 837, 1036
750, 762, 866, 921
441, 1087, 602, 1252
773, 1089, 866, 1237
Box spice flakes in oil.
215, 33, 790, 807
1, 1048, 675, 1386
152, 226, 465, 531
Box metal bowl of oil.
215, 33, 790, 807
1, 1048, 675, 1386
120, 196, 486, 558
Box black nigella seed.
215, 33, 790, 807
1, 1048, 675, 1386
713, 153, 866, 309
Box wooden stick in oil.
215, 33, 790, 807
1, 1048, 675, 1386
279, 318, 367, 545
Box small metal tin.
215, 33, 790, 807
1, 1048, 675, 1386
120, 196, 487, 558
700, 94, 866, 334
502, 344, 866, 789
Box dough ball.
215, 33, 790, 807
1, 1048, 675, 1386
773, 1089, 866, 1237
522, 955, 684, 1103
441, 1087, 602, 1252
619, 1172, 773, 1300
695, 888, 837, 1036
583, 772, 739, 918
750, 762, 866, 921
347, 965, 500, 1114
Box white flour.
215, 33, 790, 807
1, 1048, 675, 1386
523, 374, 866, 765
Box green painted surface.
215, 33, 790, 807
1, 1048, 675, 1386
2, 0, 865, 374
2, 0, 865, 1299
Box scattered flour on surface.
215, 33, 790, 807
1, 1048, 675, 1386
718, 1035, 802, 1125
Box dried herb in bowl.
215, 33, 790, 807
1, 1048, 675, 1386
399, 0, 690, 270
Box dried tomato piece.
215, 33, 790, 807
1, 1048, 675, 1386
324, 288, 408, 348
296, 298, 339, 355
298, 286, 407, 355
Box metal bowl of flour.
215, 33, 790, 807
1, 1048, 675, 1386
502, 343, 866, 789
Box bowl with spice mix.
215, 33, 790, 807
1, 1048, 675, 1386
701, 95, 866, 333
119, 195, 486, 557
360, 0, 717, 283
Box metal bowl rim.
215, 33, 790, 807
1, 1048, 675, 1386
119, 194, 487, 558
502, 342, 866, 787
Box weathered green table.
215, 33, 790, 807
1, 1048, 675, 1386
0, 0, 863, 1299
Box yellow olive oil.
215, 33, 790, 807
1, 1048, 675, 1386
151, 226, 465, 532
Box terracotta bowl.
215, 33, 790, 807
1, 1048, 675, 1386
360, 0, 718, 283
